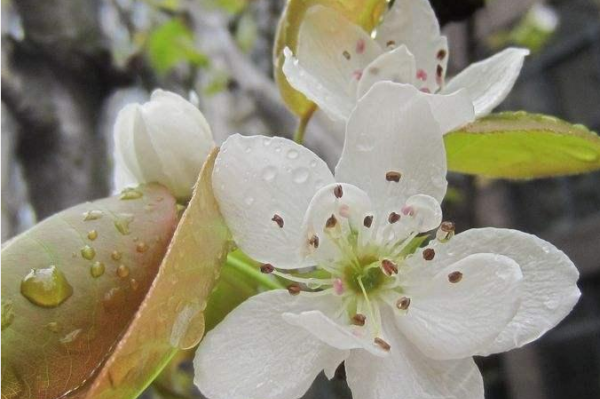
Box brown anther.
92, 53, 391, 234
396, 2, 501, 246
422, 248, 435, 261
386, 40, 396, 48
363, 215, 374, 228
287, 283, 302, 295
396, 296, 411, 310
388, 212, 401, 224
325, 214, 338, 229
260, 264, 274, 274
334, 185, 344, 198
448, 271, 463, 283
308, 235, 320, 248
437, 49, 447, 60
386, 171, 402, 182
272, 214, 284, 228
352, 314, 367, 326
381, 259, 398, 276
374, 337, 391, 351
437, 64, 443, 77
440, 221, 455, 232
342, 50, 351, 60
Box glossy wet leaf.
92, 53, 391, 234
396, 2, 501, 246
81, 149, 229, 399
1, 184, 178, 399
274, 0, 387, 118
147, 19, 209, 74
445, 112, 600, 178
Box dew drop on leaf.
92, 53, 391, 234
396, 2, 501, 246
83, 210, 104, 221
20, 265, 73, 308
136, 242, 149, 253
60, 328, 82, 344
119, 187, 144, 200
81, 245, 96, 260
87, 230, 98, 241
169, 301, 207, 349
111, 250, 122, 261
103, 287, 125, 313
47, 321, 60, 333
1, 299, 15, 330
116, 264, 130, 278
114, 213, 134, 235
90, 262, 105, 278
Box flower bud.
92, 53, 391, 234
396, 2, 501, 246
113, 90, 214, 200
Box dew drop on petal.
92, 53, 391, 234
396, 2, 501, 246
261, 166, 277, 182
286, 149, 299, 159
292, 168, 309, 184
20, 265, 73, 308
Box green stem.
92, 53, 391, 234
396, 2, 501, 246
293, 106, 316, 144
226, 254, 284, 290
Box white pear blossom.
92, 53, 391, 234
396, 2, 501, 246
283, 0, 530, 123
193, 83, 580, 399
113, 89, 215, 199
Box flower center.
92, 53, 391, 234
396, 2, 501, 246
344, 259, 386, 295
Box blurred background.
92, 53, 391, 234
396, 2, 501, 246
1, 0, 599, 398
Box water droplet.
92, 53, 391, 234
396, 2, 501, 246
287, 149, 299, 159
309, 160, 317, 168
130, 278, 139, 291
114, 213, 134, 235
117, 264, 130, 278
120, 187, 143, 200
81, 245, 96, 260
307, 279, 322, 289
170, 301, 206, 349
60, 328, 82, 344
244, 196, 255, 206
90, 262, 105, 278
244, 147, 252, 153
87, 230, 98, 241
261, 166, 277, 182
136, 242, 148, 253
47, 321, 60, 333
111, 250, 122, 261
292, 168, 309, 183
103, 287, 125, 313
1, 299, 15, 330
262, 137, 272, 146
20, 265, 73, 308
83, 210, 103, 221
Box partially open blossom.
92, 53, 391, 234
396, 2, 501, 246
193, 83, 580, 399
113, 90, 215, 200
283, 0, 529, 123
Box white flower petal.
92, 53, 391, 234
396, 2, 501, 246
213, 134, 334, 269
113, 104, 145, 190
356, 45, 417, 99
283, 310, 388, 357
376, 0, 448, 93
140, 90, 215, 197
300, 183, 373, 265
402, 194, 443, 233
194, 290, 345, 399
396, 253, 523, 360
429, 228, 580, 355
282, 5, 382, 121
336, 82, 447, 215
323, 350, 349, 380
346, 311, 484, 399
441, 48, 530, 117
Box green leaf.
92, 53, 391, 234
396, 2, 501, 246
445, 112, 600, 179
1, 184, 179, 399
80, 149, 229, 399
147, 19, 208, 74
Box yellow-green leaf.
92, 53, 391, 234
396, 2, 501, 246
273, 0, 387, 118
1, 184, 178, 399
81, 149, 229, 399
445, 112, 600, 179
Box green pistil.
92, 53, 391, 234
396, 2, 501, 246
344, 263, 386, 294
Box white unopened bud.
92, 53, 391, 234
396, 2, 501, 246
113, 90, 215, 200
